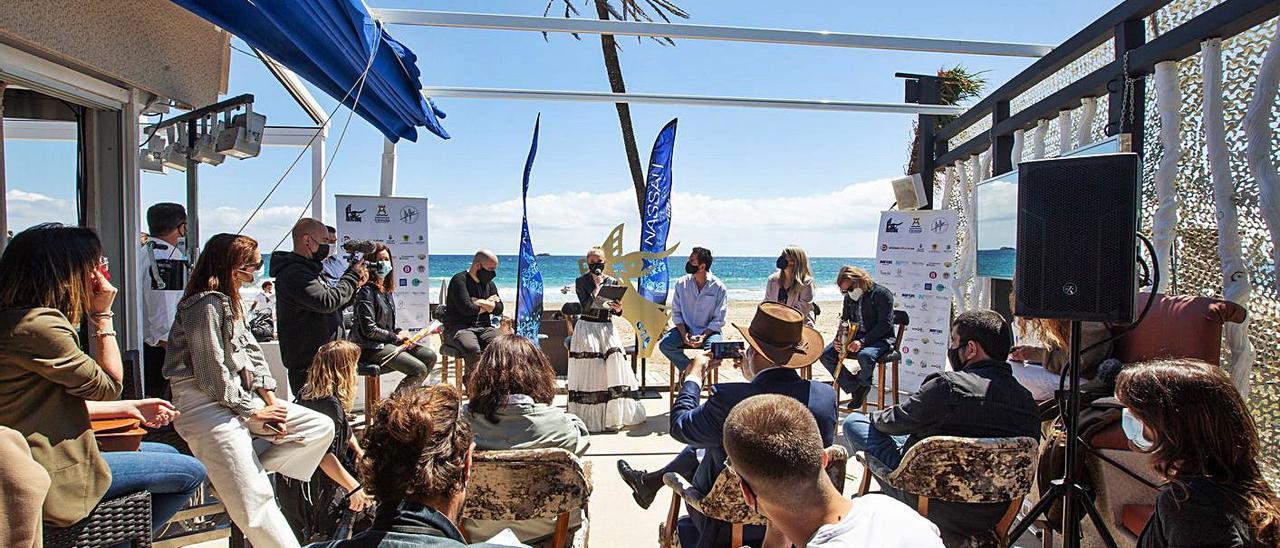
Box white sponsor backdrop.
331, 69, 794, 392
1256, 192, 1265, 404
336, 195, 431, 329
875, 210, 958, 393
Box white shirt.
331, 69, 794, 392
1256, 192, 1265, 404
138, 240, 186, 346
252, 292, 276, 316
806, 494, 944, 548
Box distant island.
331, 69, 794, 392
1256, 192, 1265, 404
1000, 246, 1014, 251
536, 252, 551, 257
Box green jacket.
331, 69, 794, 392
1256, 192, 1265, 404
464, 402, 590, 456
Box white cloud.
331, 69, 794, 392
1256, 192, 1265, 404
202, 205, 309, 253
5, 189, 75, 233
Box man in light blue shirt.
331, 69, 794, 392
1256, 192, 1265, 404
659, 247, 728, 372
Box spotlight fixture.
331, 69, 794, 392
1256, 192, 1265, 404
139, 125, 168, 174
161, 126, 189, 172
190, 116, 226, 166
215, 105, 266, 159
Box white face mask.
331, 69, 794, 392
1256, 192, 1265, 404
1121, 408, 1155, 451
847, 287, 865, 301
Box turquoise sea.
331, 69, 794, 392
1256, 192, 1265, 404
263, 254, 877, 303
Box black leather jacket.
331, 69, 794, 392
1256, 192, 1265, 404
349, 285, 399, 350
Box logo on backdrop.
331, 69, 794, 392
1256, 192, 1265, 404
399, 206, 420, 224
345, 204, 366, 222
375, 205, 391, 224
931, 219, 949, 233
909, 217, 923, 234
885, 218, 903, 233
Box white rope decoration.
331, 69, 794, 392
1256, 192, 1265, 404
1203, 38, 1256, 397
1244, 24, 1280, 294
1076, 96, 1097, 149
1057, 109, 1073, 154
1011, 128, 1025, 169
1032, 118, 1049, 159
953, 159, 974, 311
974, 151, 992, 309
1153, 61, 1182, 289
940, 165, 957, 208
963, 154, 982, 311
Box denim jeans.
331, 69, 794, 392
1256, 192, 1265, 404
842, 412, 908, 470
819, 340, 892, 394
102, 442, 206, 532
658, 330, 721, 373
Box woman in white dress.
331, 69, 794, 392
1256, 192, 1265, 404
764, 245, 816, 326
567, 248, 647, 432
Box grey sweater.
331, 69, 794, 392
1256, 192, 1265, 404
163, 291, 277, 417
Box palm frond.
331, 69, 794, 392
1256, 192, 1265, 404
541, 0, 688, 48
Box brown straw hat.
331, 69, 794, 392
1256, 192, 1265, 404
732, 302, 825, 368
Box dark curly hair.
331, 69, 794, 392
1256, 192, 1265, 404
358, 384, 473, 504
465, 335, 557, 424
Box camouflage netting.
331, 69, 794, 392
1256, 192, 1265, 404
938, 1, 1279, 487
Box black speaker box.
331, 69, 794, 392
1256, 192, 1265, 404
1014, 153, 1139, 323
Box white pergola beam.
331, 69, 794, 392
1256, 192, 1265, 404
422, 86, 968, 115
371, 9, 1052, 58
3, 120, 324, 147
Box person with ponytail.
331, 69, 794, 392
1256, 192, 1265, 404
1116, 359, 1280, 547
164, 233, 334, 548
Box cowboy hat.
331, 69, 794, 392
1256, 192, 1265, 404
733, 302, 825, 368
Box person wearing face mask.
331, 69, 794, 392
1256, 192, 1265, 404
350, 243, 437, 394
567, 248, 646, 432
442, 250, 504, 375
764, 246, 816, 326
165, 233, 335, 548
841, 309, 1038, 542
320, 225, 346, 286
270, 218, 368, 394
657, 246, 729, 374
817, 266, 895, 406
1115, 359, 1280, 548
618, 302, 836, 548
139, 202, 190, 399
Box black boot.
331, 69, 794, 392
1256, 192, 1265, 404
617, 460, 661, 509
846, 384, 872, 410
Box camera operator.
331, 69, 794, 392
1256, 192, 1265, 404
139, 203, 189, 398
270, 218, 368, 393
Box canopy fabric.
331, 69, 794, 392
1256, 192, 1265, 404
172, 0, 448, 142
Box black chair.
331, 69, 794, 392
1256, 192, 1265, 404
45, 490, 153, 548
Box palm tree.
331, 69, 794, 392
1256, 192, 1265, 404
545, 0, 690, 216
905, 65, 988, 175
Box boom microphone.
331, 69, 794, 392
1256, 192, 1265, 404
342, 239, 379, 254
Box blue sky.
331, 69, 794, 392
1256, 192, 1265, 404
5, 0, 1118, 256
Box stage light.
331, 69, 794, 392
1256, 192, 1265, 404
139, 125, 168, 174
190, 116, 226, 166
216, 106, 266, 159
161, 126, 189, 172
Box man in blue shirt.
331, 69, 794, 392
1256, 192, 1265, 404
658, 247, 728, 373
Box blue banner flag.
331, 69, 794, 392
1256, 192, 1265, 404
516, 115, 545, 346
637, 119, 678, 304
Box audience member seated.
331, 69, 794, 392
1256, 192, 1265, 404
165, 233, 335, 548
309, 385, 526, 547
442, 250, 504, 373
1009, 312, 1113, 400
763, 246, 816, 326
271, 218, 368, 393
278, 341, 373, 543
619, 302, 836, 548
1, 424, 50, 548
0, 224, 205, 532
463, 334, 590, 544
351, 243, 437, 394
842, 309, 1038, 541
817, 266, 895, 406
724, 394, 943, 547
658, 246, 728, 374
1115, 359, 1280, 547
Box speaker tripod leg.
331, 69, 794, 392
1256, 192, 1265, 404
1070, 482, 1119, 547
1008, 482, 1066, 541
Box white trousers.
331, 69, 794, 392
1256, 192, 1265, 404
172, 379, 334, 548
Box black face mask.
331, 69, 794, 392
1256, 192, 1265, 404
948, 341, 969, 371
476, 267, 496, 285
588, 262, 605, 275
775, 255, 788, 270
312, 243, 330, 262
685, 261, 699, 275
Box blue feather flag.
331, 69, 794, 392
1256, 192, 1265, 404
516, 115, 544, 346
638, 118, 678, 304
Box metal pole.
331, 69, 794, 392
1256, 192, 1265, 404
185, 120, 199, 261
992, 100, 1014, 174
0, 82, 8, 256
310, 125, 327, 220
380, 138, 397, 197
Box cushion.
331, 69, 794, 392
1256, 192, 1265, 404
884, 436, 1038, 503
1112, 293, 1245, 365
356, 363, 381, 376
1089, 421, 1130, 451
1121, 504, 1156, 536
463, 448, 591, 521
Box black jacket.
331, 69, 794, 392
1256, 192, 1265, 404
442, 271, 503, 329
575, 273, 622, 323
1138, 476, 1258, 548
350, 285, 399, 350
840, 282, 895, 346
269, 251, 361, 372
873, 359, 1039, 452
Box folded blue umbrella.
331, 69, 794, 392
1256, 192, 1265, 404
172, 0, 449, 142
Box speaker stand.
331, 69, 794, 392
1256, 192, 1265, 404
1008, 320, 1118, 548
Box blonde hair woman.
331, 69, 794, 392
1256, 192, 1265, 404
566, 248, 646, 432
276, 340, 372, 543
764, 246, 816, 325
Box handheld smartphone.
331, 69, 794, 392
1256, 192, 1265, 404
710, 341, 745, 360
97, 257, 111, 282
263, 422, 286, 435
